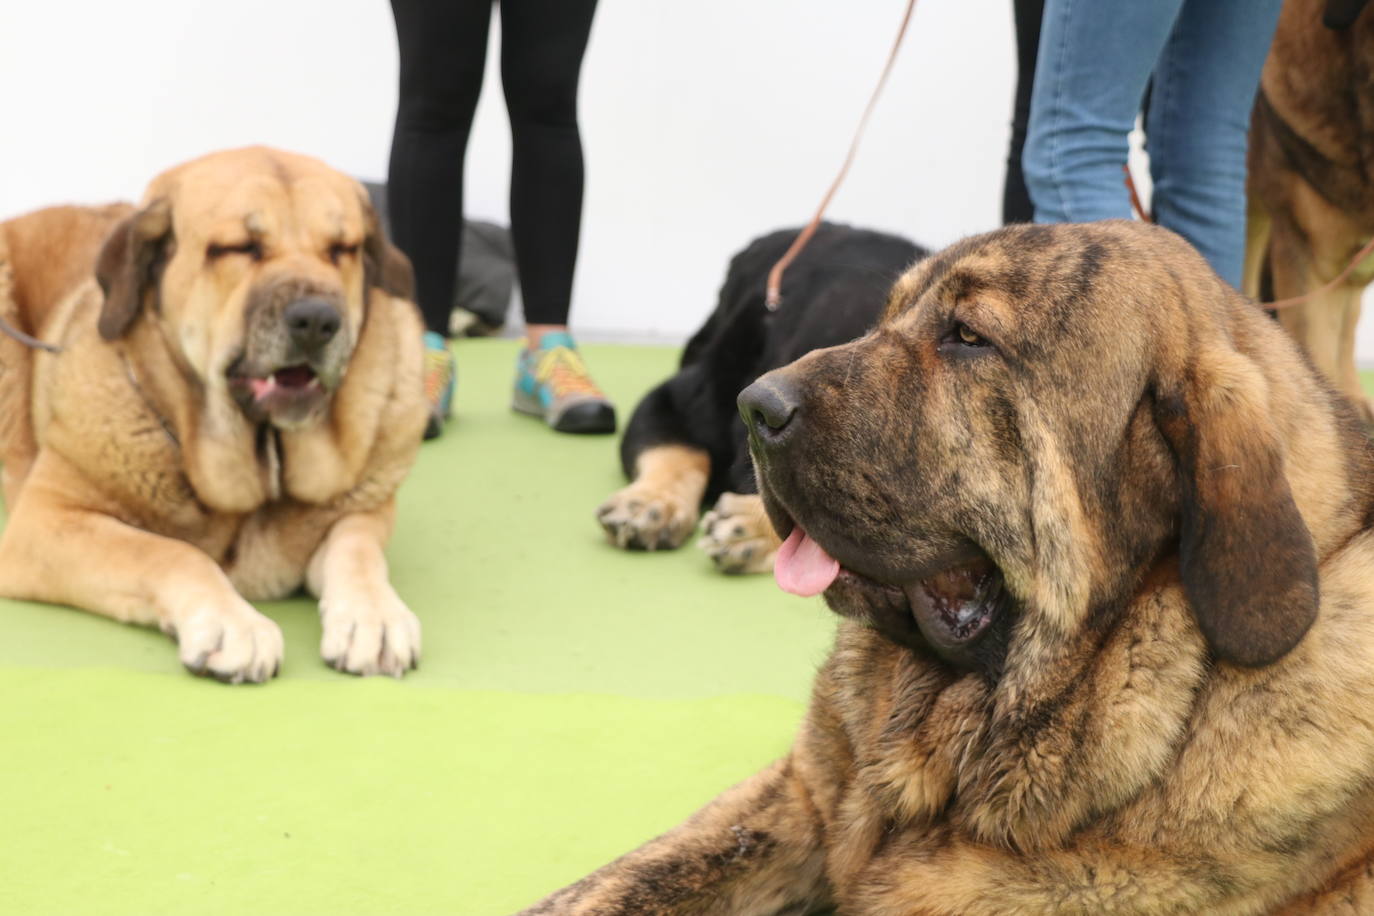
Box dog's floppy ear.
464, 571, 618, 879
95, 198, 172, 340
360, 193, 415, 300
1153, 344, 1318, 667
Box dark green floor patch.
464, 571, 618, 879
0, 340, 834, 914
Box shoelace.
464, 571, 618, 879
535, 346, 603, 398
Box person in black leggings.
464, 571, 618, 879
1004, 0, 1044, 224
388, 0, 615, 437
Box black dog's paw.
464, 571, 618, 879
698, 493, 780, 574
597, 482, 699, 551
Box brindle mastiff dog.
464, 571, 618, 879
1245, 0, 1374, 421
522, 221, 1374, 914
0, 147, 428, 683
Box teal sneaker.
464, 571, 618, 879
422, 331, 456, 440
512, 332, 616, 434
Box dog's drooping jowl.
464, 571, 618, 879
597, 223, 924, 574
528, 221, 1374, 914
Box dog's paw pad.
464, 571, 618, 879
596, 483, 697, 551
319, 586, 421, 677
698, 493, 780, 575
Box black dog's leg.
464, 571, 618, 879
597, 376, 713, 551
698, 417, 782, 575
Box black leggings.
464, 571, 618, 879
387, 0, 598, 334
1004, 0, 1044, 224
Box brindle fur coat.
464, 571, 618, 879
524, 221, 1374, 914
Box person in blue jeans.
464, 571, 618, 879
1021, 0, 1282, 289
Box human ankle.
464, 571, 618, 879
525, 324, 570, 351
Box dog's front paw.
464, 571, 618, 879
596, 481, 699, 551
172, 601, 284, 684
318, 584, 421, 677
698, 492, 781, 574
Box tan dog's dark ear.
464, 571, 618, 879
95, 198, 172, 340
1153, 348, 1318, 666
360, 195, 415, 300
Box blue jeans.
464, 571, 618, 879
1022, 0, 1281, 288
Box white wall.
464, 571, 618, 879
0, 0, 1015, 343
6, 1, 1371, 356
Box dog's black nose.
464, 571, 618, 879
284, 299, 341, 351
739, 375, 800, 442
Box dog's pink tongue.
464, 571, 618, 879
249, 377, 277, 400
774, 527, 841, 597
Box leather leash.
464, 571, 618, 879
0, 313, 61, 353
765, 0, 920, 311
1265, 235, 1374, 310
1123, 165, 1152, 225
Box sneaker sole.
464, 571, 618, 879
511, 390, 616, 434
551, 401, 617, 434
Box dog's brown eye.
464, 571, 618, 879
938, 321, 994, 357
328, 242, 359, 265
945, 322, 988, 348
206, 241, 263, 261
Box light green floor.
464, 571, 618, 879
0, 340, 837, 915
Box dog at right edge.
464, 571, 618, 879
1245, 0, 1374, 420
525, 221, 1374, 914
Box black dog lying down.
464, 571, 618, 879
597, 223, 925, 573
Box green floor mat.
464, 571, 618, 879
0, 339, 836, 915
